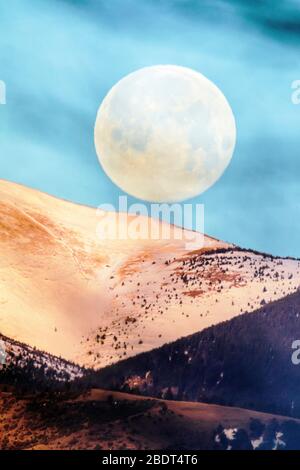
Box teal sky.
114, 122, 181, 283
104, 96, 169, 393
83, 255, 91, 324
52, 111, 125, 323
1, 0, 300, 256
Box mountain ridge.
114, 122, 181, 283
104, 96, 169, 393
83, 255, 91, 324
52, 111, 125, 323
1, 179, 300, 369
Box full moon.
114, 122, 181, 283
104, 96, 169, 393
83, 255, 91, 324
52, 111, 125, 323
94, 65, 236, 202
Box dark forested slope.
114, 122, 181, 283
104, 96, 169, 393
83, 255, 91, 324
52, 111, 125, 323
92, 289, 300, 418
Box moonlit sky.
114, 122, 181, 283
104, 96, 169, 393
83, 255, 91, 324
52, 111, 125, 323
1, 0, 300, 256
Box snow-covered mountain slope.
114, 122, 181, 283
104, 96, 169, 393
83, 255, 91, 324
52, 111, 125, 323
0, 179, 299, 368
0, 334, 84, 384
